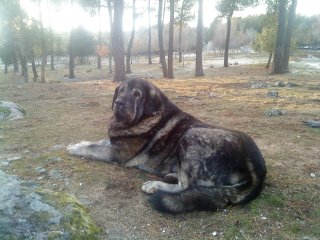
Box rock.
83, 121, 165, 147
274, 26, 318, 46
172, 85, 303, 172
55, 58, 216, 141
266, 109, 284, 117
303, 119, 320, 128
49, 169, 63, 180
0, 155, 22, 167
286, 82, 299, 88
45, 156, 63, 163
208, 92, 216, 98
0, 101, 26, 122
0, 170, 100, 239
35, 166, 47, 174
273, 81, 286, 87
250, 81, 269, 89
267, 91, 279, 98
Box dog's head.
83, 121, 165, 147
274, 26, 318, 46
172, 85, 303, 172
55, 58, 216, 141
112, 78, 173, 126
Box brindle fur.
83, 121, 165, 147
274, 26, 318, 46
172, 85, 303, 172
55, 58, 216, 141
68, 78, 266, 213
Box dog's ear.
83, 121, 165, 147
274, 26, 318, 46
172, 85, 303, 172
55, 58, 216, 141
112, 85, 120, 110
144, 87, 164, 115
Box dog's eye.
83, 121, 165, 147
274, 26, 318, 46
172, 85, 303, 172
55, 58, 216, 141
132, 88, 141, 98
119, 86, 125, 93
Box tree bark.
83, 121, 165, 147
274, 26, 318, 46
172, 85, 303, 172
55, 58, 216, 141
97, 0, 102, 69
13, 53, 19, 74
20, 53, 28, 83
178, 1, 185, 63
148, 0, 152, 64
282, 0, 297, 72
158, 0, 168, 78
69, 30, 75, 78
107, 0, 113, 73
224, 11, 233, 68
195, 0, 204, 77
31, 51, 38, 81
112, 0, 126, 81
47, 0, 55, 71
126, 0, 136, 74
69, 0, 75, 78
167, 0, 174, 79
266, 52, 272, 69
39, 0, 46, 82
272, 0, 287, 74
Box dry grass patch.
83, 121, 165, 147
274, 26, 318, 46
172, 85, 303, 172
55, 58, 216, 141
0, 61, 319, 239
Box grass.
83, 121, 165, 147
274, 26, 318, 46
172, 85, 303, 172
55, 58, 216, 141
0, 55, 319, 239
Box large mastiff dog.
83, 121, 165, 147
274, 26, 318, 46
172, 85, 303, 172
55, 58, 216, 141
68, 78, 266, 213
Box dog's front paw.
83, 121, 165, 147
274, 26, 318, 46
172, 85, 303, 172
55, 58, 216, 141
142, 181, 159, 194
67, 141, 91, 156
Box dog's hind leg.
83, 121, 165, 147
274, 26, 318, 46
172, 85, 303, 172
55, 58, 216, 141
163, 173, 179, 184
141, 181, 184, 194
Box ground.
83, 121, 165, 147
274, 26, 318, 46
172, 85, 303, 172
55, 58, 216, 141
0, 53, 320, 239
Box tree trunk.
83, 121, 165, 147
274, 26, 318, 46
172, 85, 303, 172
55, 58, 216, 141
50, 35, 55, 71
195, 0, 204, 77
31, 50, 38, 81
68, 0, 75, 78
48, 2, 55, 71
282, 0, 297, 72
39, 0, 46, 82
158, 0, 167, 78
178, 1, 185, 63
69, 30, 75, 78
20, 53, 28, 83
167, 0, 174, 79
126, 0, 136, 74
272, 0, 287, 74
266, 52, 272, 69
13, 53, 19, 74
224, 11, 233, 68
178, 20, 183, 63
4, 64, 8, 74
107, 0, 113, 73
97, 0, 102, 69
112, 0, 126, 81
148, 0, 152, 64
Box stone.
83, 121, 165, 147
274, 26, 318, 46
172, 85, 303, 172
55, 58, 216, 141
267, 91, 279, 98
250, 81, 269, 89
208, 92, 216, 98
0, 101, 26, 122
0, 170, 100, 239
45, 156, 63, 163
266, 109, 284, 117
0, 155, 22, 167
273, 81, 286, 87
35, 166, 47, 174
286, 82, 299, 88
303, 119, 320, 128
49, 169, 63, 180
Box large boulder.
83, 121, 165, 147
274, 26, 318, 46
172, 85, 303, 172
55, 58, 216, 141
0, 101, 26, 121
0, 170, 100, 239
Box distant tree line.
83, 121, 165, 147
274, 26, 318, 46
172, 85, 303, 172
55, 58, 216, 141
0, 0, 318, 82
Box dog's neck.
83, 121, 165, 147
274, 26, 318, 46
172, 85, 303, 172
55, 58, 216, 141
108, 113, 163, 138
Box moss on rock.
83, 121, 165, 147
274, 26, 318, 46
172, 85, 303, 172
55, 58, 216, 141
0, 170, 100, 240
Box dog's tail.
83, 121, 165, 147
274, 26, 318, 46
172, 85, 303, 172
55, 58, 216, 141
148, 186, 232, 213
149, 177, 265, 214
